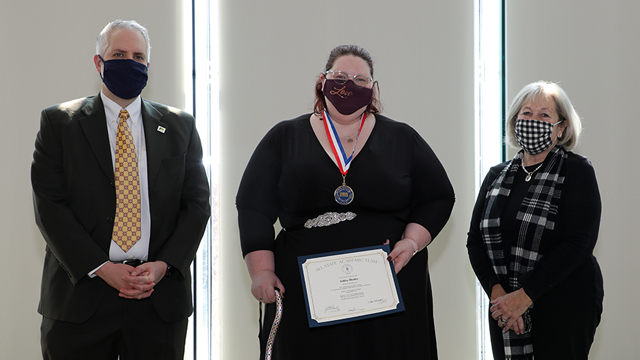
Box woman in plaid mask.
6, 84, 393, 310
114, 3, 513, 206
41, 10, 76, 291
467, 81, 603, 360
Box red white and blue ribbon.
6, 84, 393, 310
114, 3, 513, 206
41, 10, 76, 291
265, 289, 283, 360
322, 110, 367, 176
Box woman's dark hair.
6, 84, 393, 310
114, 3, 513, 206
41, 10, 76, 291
313, 45, 382, 115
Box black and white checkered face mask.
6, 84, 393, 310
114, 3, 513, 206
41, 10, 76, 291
514, 119, 563, 155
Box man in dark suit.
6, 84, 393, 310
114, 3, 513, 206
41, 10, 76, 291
31, 19, 210, 359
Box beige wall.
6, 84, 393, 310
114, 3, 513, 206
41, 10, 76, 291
2, 0, 637, 359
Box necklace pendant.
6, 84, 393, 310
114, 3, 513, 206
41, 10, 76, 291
525, 174, 532, 182
347, 138, 354, 143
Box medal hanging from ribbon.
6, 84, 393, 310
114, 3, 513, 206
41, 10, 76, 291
322, 110, 367, 205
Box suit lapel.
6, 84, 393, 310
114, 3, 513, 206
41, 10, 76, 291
79, 95, 114, 182
141, 99, 167, 191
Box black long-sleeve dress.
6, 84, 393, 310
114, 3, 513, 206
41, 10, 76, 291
467, 151, 604, 359
237, 113, 455, 359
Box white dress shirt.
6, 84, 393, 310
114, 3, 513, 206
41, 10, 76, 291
101, 92, 152, 262
89, 93, 153, 276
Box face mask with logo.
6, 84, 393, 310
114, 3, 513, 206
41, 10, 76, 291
515, 118, 564, 155
323, 79, 373, 115
99, 55, 148, 99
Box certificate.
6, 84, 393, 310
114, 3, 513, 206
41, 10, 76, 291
297, 244, 404, 327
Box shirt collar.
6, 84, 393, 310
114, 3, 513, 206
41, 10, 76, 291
100, 92, 142, 126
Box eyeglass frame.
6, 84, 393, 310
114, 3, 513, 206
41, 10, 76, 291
323, 70, 374, 88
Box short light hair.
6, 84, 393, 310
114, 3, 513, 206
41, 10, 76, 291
96, 19, 151, 62
505, 81, 582, 150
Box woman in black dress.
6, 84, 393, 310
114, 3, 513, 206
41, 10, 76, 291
237, 45, 454, 359
467, 81, 603, 359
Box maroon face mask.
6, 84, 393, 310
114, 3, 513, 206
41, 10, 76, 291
323, 79, 374, 115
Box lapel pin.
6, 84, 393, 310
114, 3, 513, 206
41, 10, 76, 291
157, 126, 166, 133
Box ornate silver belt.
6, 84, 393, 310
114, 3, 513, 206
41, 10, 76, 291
303, 212, 357, 229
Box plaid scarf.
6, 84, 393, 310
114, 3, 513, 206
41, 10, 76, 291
480, 146, 567, 359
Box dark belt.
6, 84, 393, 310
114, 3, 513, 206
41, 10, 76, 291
114, 259, 145, 267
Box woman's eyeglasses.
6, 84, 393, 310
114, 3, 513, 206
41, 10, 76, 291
324, 70, 373, 88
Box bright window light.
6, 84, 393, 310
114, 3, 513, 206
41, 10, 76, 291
184, 0, 221, 359
474, 0, 505, 359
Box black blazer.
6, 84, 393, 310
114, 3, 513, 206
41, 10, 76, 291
31, 95, 210, 323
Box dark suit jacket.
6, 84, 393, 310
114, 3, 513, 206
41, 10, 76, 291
31, 95, 211, 324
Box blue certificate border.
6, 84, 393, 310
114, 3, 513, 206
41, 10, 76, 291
297, 244, 405, 328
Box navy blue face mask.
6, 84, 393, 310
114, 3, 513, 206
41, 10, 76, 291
99, 55, 148, 99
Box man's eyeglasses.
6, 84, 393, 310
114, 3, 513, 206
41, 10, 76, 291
324, 70, 373, 88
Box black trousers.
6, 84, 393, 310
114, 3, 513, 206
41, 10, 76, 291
41, 293, 188, 360
489, 300, 602, 360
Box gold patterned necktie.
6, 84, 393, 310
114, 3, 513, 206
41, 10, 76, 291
112, 109, 141, 252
